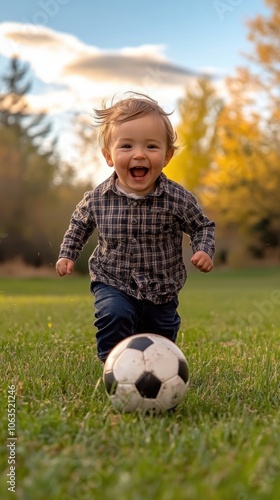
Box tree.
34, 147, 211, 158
202, 104, 280, 261
0, 56, 53, 140
164, 79, 222, 193
0, 57, 58, 265
246, 0, 280, 122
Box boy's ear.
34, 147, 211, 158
102, 148, 114, 167
164, 149, 174, 166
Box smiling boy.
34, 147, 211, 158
56, 93, 215, 362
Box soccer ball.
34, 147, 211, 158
103, 333, 189, 414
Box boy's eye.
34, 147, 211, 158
121, 144, 131, 149
147, 144, 158, 149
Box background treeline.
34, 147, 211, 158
0, 0, 279, 272
165, 0, 280, 266
0, 57, 97, 273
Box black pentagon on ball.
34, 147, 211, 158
104, 370, 118, 395
178, 359, 189, 383
127, 336, 154, 352
135, 372, 162, 398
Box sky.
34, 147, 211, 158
0, 0, 270, 183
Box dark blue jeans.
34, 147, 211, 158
91, 282, 181, 361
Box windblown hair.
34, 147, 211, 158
93, 92, 177, 152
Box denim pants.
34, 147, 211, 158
91, 282, 181, 362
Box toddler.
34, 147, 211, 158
56, 93, 215, 362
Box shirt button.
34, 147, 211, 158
132, 218, 137, 224
131, 238, 137, 244
132, 202, 137, 207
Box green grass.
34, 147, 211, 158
0, 268, 280, 500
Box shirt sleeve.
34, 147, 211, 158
58, 191, 96, 262
181, 192, 215, 259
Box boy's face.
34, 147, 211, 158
102, 113, 174, 196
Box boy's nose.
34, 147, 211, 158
133, 148, 146, 159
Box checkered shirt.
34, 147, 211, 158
58, 172, 215, 304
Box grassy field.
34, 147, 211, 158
0, 268, 280, 500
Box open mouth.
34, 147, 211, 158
130, 167, 149, 178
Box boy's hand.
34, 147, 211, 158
56, 258, 74, 277
191, 251, 213, 273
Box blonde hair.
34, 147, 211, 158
93, 92, 177, 152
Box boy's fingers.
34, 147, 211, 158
56, 259, 73, 276
66, 261, 74, 274
191, 252, 213, 273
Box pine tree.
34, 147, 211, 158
0, 56, 58, 265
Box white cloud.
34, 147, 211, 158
63, 52, 199, 87
0, 22, 206, 93
27, 89, 76, 114
0, 22, 98, 82
119, 44, 168, 61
